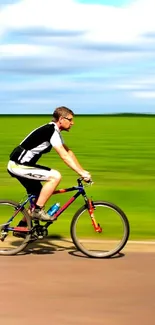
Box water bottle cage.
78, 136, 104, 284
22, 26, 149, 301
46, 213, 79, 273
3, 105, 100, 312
47, 203, 60, 217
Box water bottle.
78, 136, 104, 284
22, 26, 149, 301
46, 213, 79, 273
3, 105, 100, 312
47, 203, 60, 216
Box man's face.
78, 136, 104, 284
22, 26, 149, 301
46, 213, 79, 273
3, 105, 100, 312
59, 114, 74, 131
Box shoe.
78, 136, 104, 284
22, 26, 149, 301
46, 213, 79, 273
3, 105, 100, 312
13, 220, 29, 238
31, 208, 51, 221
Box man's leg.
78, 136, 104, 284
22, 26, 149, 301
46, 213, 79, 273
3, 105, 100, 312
7, 162, 62, 221
12, 176, 42, 231
36, 170, 61, 207
15, 175, 43, 198
31, 170, 61, 221
13, 171, 61, 236
15, 171, 62, 220
6, 175, 41, 237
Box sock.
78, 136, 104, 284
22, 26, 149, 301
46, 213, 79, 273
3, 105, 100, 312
35, 204, 42, 210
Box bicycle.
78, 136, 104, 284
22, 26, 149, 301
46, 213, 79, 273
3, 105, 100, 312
0, 178, 130, 257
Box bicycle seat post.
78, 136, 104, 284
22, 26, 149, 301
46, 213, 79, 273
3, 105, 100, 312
28, 195, 37, 213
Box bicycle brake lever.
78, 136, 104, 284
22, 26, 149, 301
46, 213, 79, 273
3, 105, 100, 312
85, 180, 94, 186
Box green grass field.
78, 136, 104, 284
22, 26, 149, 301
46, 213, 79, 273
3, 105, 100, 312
0, 115, 155, 240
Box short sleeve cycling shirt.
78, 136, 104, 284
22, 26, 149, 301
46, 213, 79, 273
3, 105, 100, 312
9, 122, 64, 165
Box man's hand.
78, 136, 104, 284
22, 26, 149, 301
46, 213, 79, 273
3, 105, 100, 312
80, 170, 91, 182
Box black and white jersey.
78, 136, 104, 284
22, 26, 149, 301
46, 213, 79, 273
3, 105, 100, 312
9, 122, 64, 165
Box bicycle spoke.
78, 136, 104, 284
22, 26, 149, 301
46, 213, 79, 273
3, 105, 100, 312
0, 201, 31, 255
71, 201, 129, 258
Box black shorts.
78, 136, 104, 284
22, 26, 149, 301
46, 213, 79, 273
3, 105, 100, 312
7, 161, 51, 197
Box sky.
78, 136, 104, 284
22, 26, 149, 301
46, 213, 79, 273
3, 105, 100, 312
0, 0, 155, 114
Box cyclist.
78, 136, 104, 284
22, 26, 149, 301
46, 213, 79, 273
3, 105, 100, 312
7, 106, 91, 226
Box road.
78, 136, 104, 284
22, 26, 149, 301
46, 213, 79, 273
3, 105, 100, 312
0, 240, 155, 325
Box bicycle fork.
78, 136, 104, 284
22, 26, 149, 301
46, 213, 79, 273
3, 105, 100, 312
87, 199, 102, 233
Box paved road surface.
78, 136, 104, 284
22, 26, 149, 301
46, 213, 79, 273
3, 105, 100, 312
0, 240, 155, 325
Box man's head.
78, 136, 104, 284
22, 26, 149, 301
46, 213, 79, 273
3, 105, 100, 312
52, 106, 74, 131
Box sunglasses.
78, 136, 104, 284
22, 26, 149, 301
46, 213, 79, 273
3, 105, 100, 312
63, 117, 73, 122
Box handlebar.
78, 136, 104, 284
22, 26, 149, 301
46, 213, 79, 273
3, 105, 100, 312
77, 177, 93, 186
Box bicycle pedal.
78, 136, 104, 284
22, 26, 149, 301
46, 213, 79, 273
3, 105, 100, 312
38, 235, 43, 240
0, 231, 8, 241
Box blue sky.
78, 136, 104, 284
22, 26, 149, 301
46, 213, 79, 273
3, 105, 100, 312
0, 0, 155, 114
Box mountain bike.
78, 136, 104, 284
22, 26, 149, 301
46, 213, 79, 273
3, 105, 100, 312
0, 178, 130, 257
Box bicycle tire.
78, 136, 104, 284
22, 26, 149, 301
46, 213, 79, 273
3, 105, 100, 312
70, 200, 130, 258
0, 200, 32, 256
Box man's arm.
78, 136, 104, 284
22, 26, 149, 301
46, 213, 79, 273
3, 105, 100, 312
63, 144, 83, 170
53, 144, 91, 180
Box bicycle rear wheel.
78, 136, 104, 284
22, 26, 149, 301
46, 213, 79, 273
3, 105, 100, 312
70, 201, 130, 258
0, 200, 32, 256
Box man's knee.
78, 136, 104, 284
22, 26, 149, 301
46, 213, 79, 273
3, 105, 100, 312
48, 170, 62, 182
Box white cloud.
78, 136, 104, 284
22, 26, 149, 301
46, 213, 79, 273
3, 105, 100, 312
0, 75, 117, 93
133, 91, 155, 99
1, 0, 155, 44
0, 44, 43, 57
0, 0, 155, 64
117, 75, 155, 91
10, 98, 53, 104
0, 0, 84, 34
1, 0, 155, 113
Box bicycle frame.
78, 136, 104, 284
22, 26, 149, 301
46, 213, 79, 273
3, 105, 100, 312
44, 179, 89, 228
5, 178, 102, 233
46, 180, 101, 232
0, 178, 130, 257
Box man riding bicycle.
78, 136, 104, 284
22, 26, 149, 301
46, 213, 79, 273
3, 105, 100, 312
7, 106, 91, 225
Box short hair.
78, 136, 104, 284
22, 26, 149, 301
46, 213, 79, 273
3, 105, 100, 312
52, 106, 74, 122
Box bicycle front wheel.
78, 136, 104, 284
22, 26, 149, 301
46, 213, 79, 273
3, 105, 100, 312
0, 200, 32, 256
70, 201, 130, 258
